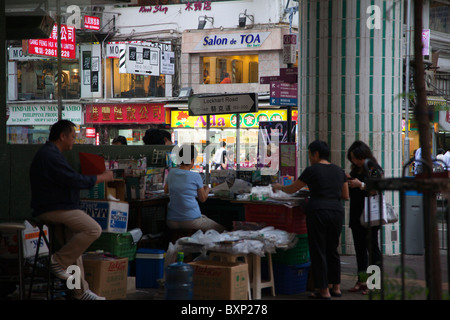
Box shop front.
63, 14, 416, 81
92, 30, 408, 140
84, 102, 170, 145
170, 108, 298, 171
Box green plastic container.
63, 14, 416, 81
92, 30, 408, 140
272, 234, 309, 265
87, 232, 137, 261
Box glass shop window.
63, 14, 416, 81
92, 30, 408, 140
202, 55, 259, 84
111, 58, 166, 98
16, 60, 80, 100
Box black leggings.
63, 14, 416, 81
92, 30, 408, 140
306, 209, 344, 289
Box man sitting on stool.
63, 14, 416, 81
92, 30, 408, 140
29, 120, 114, 300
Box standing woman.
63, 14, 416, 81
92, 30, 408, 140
273, 140, 349, 299
346, 141, 383, 295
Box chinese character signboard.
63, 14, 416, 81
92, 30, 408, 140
119, 44, 160, 76
85, 104, 165, 124
27, 24, 76, 59
84, 15, 100, 31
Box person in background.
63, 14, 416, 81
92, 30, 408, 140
346, 140, 383, 295
272, 140, 349, 299
212, 141, 227, 170
142, 128, 172, 145
220, 72, 231, 84
112, 136, 127, 145
203, 69, 210, 84
164, 144, 225, 233
443, 146, 450, 171
29, 120, 114, 300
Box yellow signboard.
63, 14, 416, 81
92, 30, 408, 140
171, 109, 298, 128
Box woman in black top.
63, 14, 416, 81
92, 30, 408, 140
273, 140, 349, 299
346, 140, 383, 295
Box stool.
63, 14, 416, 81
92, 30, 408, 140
27, 221, 65, 300
249, 253, 275, 300
0, 221, 26, 300
208, 251, 252, 300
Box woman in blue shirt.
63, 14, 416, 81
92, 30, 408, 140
164, 144, 225, 233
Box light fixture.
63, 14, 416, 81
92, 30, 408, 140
238, 9, 254, 28
178, 87, 193, 98
198, 15, 214, 30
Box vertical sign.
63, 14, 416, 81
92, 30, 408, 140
283, 34, 297, 65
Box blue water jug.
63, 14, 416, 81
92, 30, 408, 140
164, 252, 194, 300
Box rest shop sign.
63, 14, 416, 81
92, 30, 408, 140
7, 104, 83, 125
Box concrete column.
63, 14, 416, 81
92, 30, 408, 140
298, 0, 404, 255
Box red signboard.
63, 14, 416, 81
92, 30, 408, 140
84, 15, 101, 31
86, 127, 96, 138
27, 24, 76, 59
85, 104, 166, 124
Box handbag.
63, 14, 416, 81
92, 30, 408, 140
361, 194, 398, 227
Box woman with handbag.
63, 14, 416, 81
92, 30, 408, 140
346, 141, 383, 295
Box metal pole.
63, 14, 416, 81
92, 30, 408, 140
404, 0, 411, 172
56, 0, 63, 120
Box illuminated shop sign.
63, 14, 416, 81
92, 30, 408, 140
84, 15, 101, 31
85, 104, 165, 124
171, 109, 298, 128
26, 24, 76, 59
194, 32, 271, 51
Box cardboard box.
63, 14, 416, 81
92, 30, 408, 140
80, 200, 129, 233
189, 260, 248, 300
106, 179, 126, 201
0, 220, 49, 259
83, 253, 128, 300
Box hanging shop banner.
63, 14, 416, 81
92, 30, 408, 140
85, 103, 165, 124
26, 24, 76, 59
171, 109, 300, 128
7, 104, 83, 125
119, 44, 160, 76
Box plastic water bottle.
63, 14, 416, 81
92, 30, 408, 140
164, 252, 194, 300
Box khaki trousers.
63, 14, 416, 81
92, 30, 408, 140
167, 215, 225, 233
38, 209, 102, 296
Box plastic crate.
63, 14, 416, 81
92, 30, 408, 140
272, 261, 311, 295
244, 204, 307, 234
272, 234, 309, 265
87, 232, 137, 261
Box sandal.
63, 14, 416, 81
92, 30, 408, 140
348, 282, 366, 293
361, 286, 369, 295
308, 292, 331, 300
329, 289, 342, 297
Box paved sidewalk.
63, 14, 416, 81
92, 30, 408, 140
126, 252, 449, 301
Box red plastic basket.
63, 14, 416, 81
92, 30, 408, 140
244, 204, 307, 234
